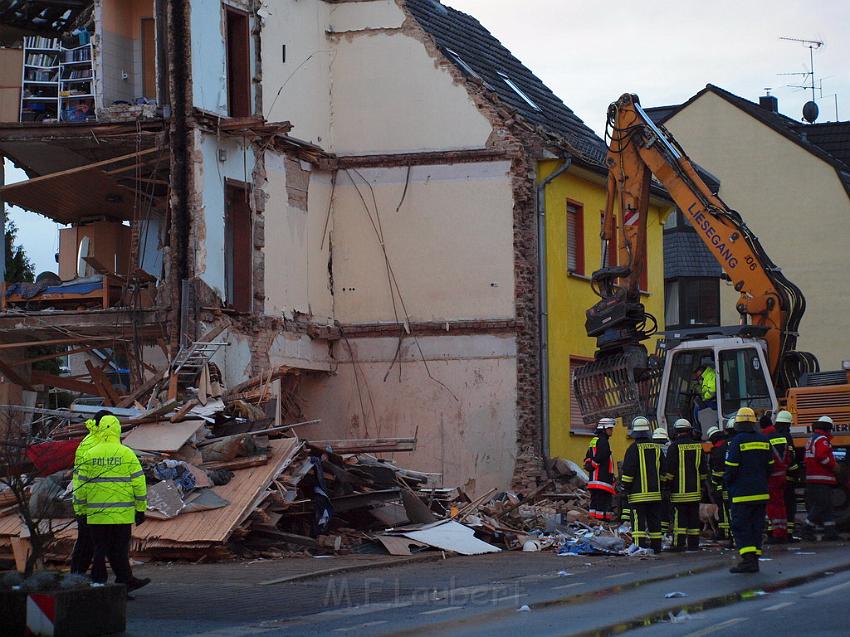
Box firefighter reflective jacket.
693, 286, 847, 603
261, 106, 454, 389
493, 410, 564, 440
761, 424, 798, 480
72, 419, 101, 517
77, 416, 147, 525
620, 436, 663, 503
804, 432, 838, 486
584, 435, 615, 493
663, 436, 708, 502
708, 438, 727, 497
700, 368, 717, 401
724, 431, 773, 503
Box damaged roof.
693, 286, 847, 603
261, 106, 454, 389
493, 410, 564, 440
648, 84, 850, 198
404, 0, 608, 169
0, 0, 89, 37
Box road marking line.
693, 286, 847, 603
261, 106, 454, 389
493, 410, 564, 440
684, 617, 748, 637
805, 579, 850, 598
762, 601, 794, 612
552, 582, 584, 590
419, 606, 463, 616
310, 602, 413, 619
333, 620, 388, 633
604, 571, 633, 579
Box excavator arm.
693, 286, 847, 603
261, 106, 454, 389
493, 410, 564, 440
575, 94, 817, 424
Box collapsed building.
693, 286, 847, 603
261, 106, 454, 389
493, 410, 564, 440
0, 0, 668, 494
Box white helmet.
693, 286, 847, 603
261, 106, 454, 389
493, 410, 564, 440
597, 417, 616, 430
652, 427, 669, 441
631, 416, 650, 433
673, 418, 692, 430
775, 410, 793, 424
705, 426, 722, 439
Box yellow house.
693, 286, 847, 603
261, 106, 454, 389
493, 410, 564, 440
539, 161, 671, 465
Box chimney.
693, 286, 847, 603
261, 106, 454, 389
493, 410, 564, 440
759, 93, 778, 113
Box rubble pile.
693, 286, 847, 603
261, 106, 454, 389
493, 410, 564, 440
0, 362, 631, 568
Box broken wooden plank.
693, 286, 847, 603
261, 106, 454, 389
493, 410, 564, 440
308, 438, 416, 454
170, 399, 199, 423
85, 360, 121, 406
0, 358, 33, 390
30, 371, 98, 395
117, 370, 165, 408
224, 366, 294, 398
200, 454, 270, 471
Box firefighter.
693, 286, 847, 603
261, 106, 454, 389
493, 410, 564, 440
652, 427, 671, 536
621, 417, 664, 552
584, 417, 616, 522
762, 413, 798, 543
663, 418, 707, 551
803, 416, 841, 541
77, 415, 148, 589
774, 410, 801, 540
706, 426, 731, 542
725, 407, 773, 573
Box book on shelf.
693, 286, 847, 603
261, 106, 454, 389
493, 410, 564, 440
24, 36, 60, 49
25, 52, 60, 67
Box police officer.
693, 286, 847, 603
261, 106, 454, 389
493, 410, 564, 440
762, 412, 798, 543
77, 415, 148, 589
621, 417, 664, 553
584, 418, 616, 522
725, 407, 773, 573
803, 416, 841, 541
663, 418, 707, 551
774, 410, 801, 539
706, 426, 731, 542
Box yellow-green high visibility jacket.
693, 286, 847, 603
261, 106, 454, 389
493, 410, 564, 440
72, 419, 101, 516
701, 368, 717, 401
77, 415, 147, 525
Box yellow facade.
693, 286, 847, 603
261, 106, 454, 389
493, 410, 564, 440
539, 160, 670, 466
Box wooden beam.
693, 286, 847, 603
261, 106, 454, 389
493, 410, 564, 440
0, 336, 122, 350
307, 438, 417, 454
14, 344, 99, 366
117, 369, 165, 408
30, 371, 98, 395
0, 358, 33, 391
85, 360, 121, 406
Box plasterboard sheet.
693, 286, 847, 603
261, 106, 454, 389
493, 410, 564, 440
123, 420, 205, 453
401, 520, 500, 555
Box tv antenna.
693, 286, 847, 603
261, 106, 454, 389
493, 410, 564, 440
779, 36, 824, 122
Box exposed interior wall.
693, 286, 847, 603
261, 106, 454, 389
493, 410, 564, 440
190, 1, 256, 116
260, 0, 492, 154
262, 153, 334, 322
195, 131, 256, 298
540, 162, 670, 465
331, 161, 515, 323
329, 30, 493, 154
664, 92, 850, 369
99, 0, 153, 105
297, 333, 518, 495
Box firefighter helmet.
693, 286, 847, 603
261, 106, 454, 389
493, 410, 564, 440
775, 410, 793, 424
736, 407, 757, 423
652, 427, 669, 441
597, 417, 616, 430
706, 426, 722, 440
814, 415, 834, 431
631, 416, 650, 432
673, 418, 692, 430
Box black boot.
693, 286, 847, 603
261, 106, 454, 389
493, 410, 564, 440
801, 524, 817, 542
730, 554, 759, 574
127, 577, 151, 592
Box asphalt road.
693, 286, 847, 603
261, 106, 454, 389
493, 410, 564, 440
126, 542, 850, 636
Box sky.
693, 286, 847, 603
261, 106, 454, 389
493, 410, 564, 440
5, 0, 850, 274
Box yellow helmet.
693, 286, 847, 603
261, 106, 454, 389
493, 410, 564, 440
736, 407, 757, 423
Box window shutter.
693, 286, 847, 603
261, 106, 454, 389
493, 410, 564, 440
567, 207, 577, 272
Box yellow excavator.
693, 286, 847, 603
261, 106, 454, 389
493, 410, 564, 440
573, 94, 850, 452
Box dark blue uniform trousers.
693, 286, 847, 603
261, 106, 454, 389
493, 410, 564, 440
730, 502, 767, 557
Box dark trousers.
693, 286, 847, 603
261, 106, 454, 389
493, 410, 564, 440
805, 483, 835, 530
672, 501, 700, 549
730, 502, 766, 557
717, 490, 731, 539
631, 501, 663, 551
660, 494, 671, 533
589, 489, 614, 521
89, 523, 132, 585
70, 516, 94, 575
785, 483, 797, 533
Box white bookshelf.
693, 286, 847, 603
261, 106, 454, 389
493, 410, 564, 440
20, 36, 95, 123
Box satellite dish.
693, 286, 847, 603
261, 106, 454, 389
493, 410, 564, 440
803, 100, 819, 123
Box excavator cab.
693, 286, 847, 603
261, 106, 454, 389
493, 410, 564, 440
656, 327, 778, 437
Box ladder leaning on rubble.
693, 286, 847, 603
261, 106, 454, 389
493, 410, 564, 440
170, 340, 228, 388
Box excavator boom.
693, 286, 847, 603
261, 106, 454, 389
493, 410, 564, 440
574, 94, 818, 425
